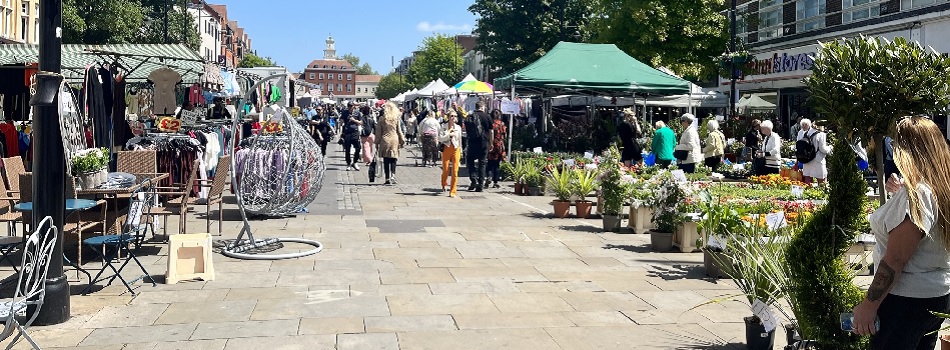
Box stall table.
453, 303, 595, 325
77, 173, 169, 234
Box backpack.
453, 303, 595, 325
796, 131, 818, 163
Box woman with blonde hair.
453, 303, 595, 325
374, 102, 406, 185
702, 119, 726, 169
439, 110, 463, 197
852, 116, 950, 349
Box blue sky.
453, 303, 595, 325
223, 1, 479, 75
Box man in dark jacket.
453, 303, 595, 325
463, 101, 494, 192
310, 114, 334, 157
342, 103, 364, 170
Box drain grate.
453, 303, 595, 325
460, 195, 486, 199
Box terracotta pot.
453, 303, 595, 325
942, 335, 950, 350
575, 200, 593, 219
552, 200, 571, 218
514, 182, 524, 195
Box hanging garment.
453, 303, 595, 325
148, 67, 182, 115
0, 123, 17, 157
203, 62, 225, 90
126, 90, 139, 116
269, 86, 282, 104
85, 66, 111, 149
189, 84, 202, 106
112, 74, 133, 148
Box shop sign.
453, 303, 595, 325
158, 117, 182, 132
501, 100, 520, 114
180, 108, 203, 125
262, 121, 283, 134
744, 51, 816, 78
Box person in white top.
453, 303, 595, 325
673, 113, 702, 173
439, 111, 463, 197
755, 120, 782, 175
796, 118, 833, 184
418, 112, 442, 167
852, 116, 950, 349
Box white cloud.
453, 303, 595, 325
416, 21, 472, 32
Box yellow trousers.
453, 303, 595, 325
441, 145, 461, 196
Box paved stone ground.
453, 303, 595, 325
0, 141, 899, 350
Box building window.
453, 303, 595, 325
331, 65, 336, 69
843, 0, 882, 23
337, 84, 342, 91
20, 2, 26, 16
337, 74, 343, 80
901, 0, 936, 10
347, 74, 352, 80
347, 84, 352, 92
796, 0, 825, 32
758, 0, 783, 39
328, 84, 334, 92
319, 73, 325, 80
19, 17, 25, 40
309, 73, 315, 80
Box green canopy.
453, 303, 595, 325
0, 44, 205, 83
494, 42, 690, 95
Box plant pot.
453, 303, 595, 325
745, 316, 775, 350
940, 335, 950, 350
514, 182, 525, 195
552, 200, 571, 218
784, 323, 801, 347
602, 214, 622, 232
703, 249, 732, 279
527, 186, 542, 196
649, 229, 675, 252
75, 168, 107, 190
575, 200, 592, 219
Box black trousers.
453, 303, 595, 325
318, 141, 328, 157
873, 293, 950, 350
656, 159, 672, 168
467, 153, 487, 187
678, 162, 696, 173
383, 157, 397, 180
487, 160, 502, 183
704, 156, 721, 170
344, 138, 361, 166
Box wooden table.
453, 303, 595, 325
77, 173, 169, 234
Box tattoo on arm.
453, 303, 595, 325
867, 260, 897, 302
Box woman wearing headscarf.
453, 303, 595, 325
375, 102, 405, 185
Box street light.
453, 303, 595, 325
729, 0, 738, 120
163, 0, 170, 44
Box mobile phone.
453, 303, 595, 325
840, 313, 879, 332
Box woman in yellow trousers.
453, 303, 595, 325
440, 111, 463, 197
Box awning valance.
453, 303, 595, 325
0, 44, 205, 83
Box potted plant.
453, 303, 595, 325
649, 172, 685, 251
572, 167, 598, 219
511, 158, 530, 195
546, 166, 574, 218
524, 167, 544, 196
72, 147, 109, 189
628, 177, 658, 234
697, 195, 746, 278
598, 146, 628, 232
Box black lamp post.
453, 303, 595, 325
163, 0, 170, 44
32, 0, 69, 325
729, 0, 738, 119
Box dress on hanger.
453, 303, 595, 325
148, 68, 182, 115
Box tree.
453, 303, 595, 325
591, 0, 729, 80
469, 0, 595, 77
375, 72, 413, 99
406, 34, 464, 87
341, 53, 378, 75
138, 0, 201, 51
238, 52, 277, 68
63, 0, 145, 44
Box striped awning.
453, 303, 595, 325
0, 44, 206, 82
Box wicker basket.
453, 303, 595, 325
76, 168, 107, 190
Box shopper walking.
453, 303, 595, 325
486, 110, 507, 188
310, 114, 333, 157
618, 109, 643, 167
404, 107, 417, 145
360, 106, 377, 165
754, 120, 782, 175
342, 104, 363, 170
374, 102, 405, 185
852, 116, 950, 350
744, 119, 763, 162
674, 114, 702, 173
651, 121, 676, 168
418, 111, 441, 167
464, 102, 494, 192
796, 118, 832, 184
440, 110, 463, 197
702, 119, 726, 170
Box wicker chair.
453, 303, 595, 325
3, 156, 26, 197
195, 155, 231, 235
116, 150, 157, 174
151, 160, 200, 236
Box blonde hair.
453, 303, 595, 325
382, 102, 400, 125
894, 116, 950, 247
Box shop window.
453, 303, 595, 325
758, 1, 783, 39
796, 0, 825, 32
902, 0, 937, 10
843, 0, 882, 23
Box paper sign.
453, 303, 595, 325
752, 299, 778, 332
584, 151, 594, 160
707, 235, 726, 250
563, 159, 576, 167
157, 117, 182, 132
765, 212, 787, 230
262, 121, 284, 134
670, 169, 688, 183
733, 163, 745, 170
501, 100, 521, 114
179, 109, 202, 125
791, 185, 804, 199
533, 147, 543, 154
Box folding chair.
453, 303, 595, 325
82, 179, 157, 295
0, 216, 57, 350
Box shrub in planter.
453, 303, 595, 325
649, 173, 686, 251
546, 166, 574, 218
598, 146, 630, 231
71, 147, 109, 189
572, 168, 598, 219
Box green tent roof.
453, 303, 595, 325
0, 44, 205, 83
494, 42, 690, 95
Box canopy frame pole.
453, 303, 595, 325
507, 76, 515, 161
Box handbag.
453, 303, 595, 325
368, 151, 379, 182
673, 149, 689, 161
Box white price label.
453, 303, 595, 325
752, 299, 779, 333
765, 212, 787, 230
670, 169, 688, 183
791, 185, 804, 199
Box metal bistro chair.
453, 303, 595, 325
0, 216, 57, 350
82, 179, 157, 295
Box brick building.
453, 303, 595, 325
301, 36, 357, 100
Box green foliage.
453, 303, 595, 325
546, 166, 574, 201
376, 73, 414, 100
341, 53, 377, 75
64, 0, 199, 50
238, 52, 277, 68
592, 0, 729, 80
650, 172, 687, 232
598, 146, 629, 215
500, 162, 516, 181
785, 136, 868, 349
407, 34, 464, 87
572, 168, 599, 200
468, 0, 595, 76
71, 148, 109, 174
523, 165, 544, 188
